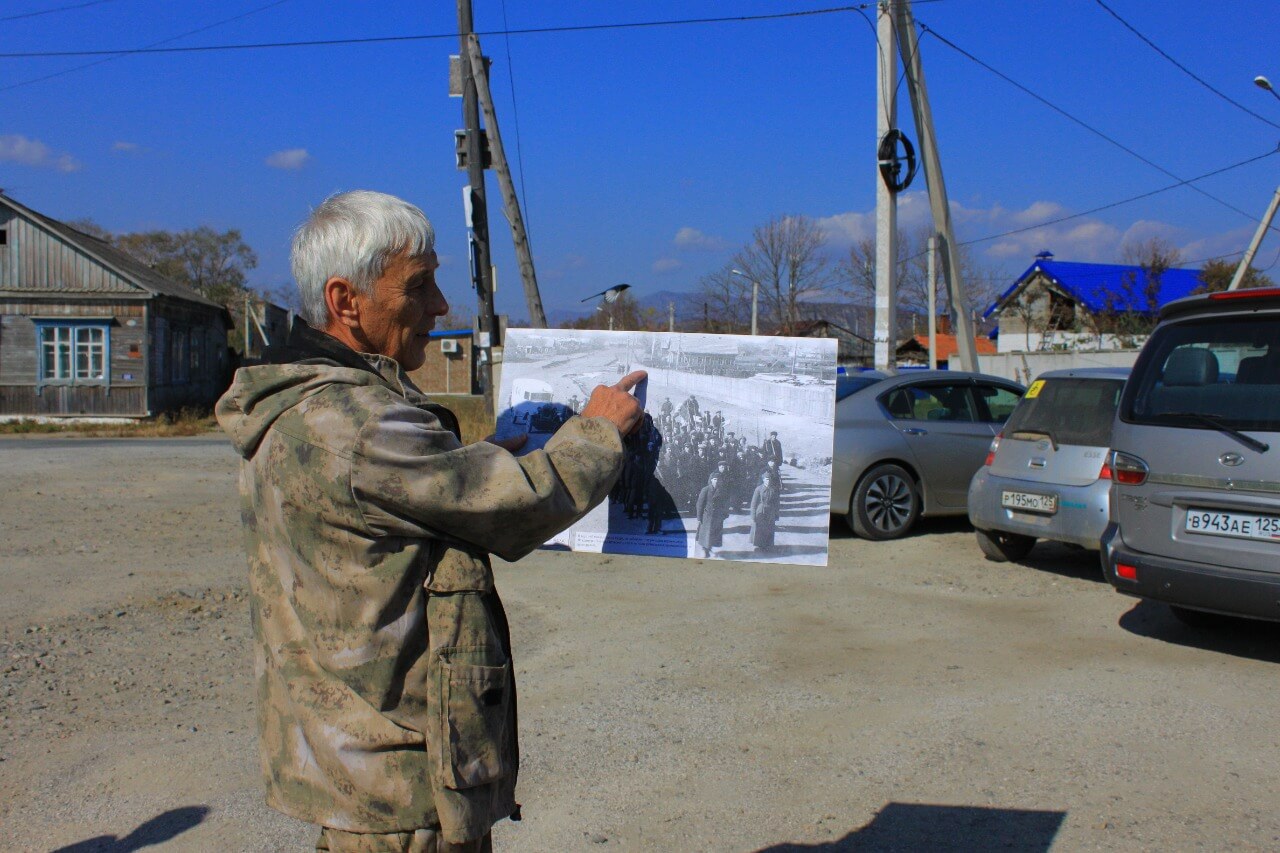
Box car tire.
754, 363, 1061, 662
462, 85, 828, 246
848, 463, 920, 540
974, 528, 1036, 562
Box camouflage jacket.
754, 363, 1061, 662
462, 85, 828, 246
216, 322, 623, 842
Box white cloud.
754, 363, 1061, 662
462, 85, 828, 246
265, 148, 311, 170
111, 141, 139, 153
673, 227, 730, 252
652, 257, 683, 274
0, 134, 81, 172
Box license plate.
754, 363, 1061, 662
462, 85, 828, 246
1184, 509, 1280, 542
1001, 490, 1058, 514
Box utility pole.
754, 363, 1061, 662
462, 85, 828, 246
464, 35, 548, 327
874, 0, 899, 373
1228, 185, 1280, 290
668, 301, 675, 333
894, 0, 978, 371
457, 0, 497, 406
927, 234, 938, 368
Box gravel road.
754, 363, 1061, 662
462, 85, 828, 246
2, 435, 1278, 852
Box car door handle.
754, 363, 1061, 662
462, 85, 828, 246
902, 428, 928, 436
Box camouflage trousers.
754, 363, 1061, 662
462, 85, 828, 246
317, 826, 493, 853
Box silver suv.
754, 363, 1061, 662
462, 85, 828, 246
1102, 287, 1280, 625
969, 368, 1129, 561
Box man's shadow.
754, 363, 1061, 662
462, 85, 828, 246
52, 806, 210, 852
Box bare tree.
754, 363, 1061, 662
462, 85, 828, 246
694, 265, 753, 333
841, 227, 998, 322
727, 215, 836, 335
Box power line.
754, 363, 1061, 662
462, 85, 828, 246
0, 0, 117, 23
961, 146, 1280, 248
499, 0, 532, 242
0, 6, 863, 59
915, 20, 1277, 231
1092, 0, 1280, 132
0, 0, 294, 94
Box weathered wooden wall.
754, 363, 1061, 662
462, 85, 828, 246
0, 209, 136, 295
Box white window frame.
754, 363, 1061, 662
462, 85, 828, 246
37, 322, 110, 385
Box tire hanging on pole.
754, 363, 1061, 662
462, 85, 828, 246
878, 128, 918, 193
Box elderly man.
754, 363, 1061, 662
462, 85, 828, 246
216, 190, 644, 852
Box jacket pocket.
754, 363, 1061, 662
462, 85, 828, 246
434, 649, 513, 790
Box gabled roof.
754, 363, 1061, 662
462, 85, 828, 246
0, 192, 223, 309
898, 334, 997, 360
987, 258, 1204, 318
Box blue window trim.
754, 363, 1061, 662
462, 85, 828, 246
33, 318, 112, 388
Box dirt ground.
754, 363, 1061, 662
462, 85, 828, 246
3, 435, 1280, 852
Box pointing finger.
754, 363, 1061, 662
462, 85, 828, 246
614, 370, 648, 393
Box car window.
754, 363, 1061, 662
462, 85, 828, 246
836, 374, 884, 401
1123, 316, 1280, 432
882, 383, 978, 422
1004, 378, 1123, 446
973, 384, 1022, 424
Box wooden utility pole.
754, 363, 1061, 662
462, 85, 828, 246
457, 0, 497, 404
894, 0, 978, 371
873, 0, 899, 373
464, 35, 548, 327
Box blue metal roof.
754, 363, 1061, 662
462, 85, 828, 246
987, 259, 1205, 318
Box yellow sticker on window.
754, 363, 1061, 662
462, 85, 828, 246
1025, 379, 1045, 399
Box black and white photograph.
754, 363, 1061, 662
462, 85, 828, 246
496, 328, 838, 566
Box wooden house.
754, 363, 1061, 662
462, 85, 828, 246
0, 193, 232, 417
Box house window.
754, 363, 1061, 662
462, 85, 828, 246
0, 229, 8, 245
172, 328, 189, 383
38, 322, 109, 383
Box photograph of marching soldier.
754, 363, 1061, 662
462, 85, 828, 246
497, 328, 837, 566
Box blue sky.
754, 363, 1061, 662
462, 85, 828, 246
3, 0, 1278, 322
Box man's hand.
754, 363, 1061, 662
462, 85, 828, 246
581, 370, 647, 436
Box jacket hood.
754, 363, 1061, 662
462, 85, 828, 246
216, 320, 407, 458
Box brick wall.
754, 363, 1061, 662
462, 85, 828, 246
408, 334, 474, 394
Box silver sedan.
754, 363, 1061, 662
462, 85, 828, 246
830, 370, 1025, 539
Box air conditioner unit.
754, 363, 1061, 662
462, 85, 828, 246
440, 339, 459, 354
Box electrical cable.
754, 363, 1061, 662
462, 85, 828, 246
915, 21, 1279, 233
961, 146, 1280, 248
0, 0, 117, 23
1092, 0, 1280, 132
0, 6, 863, 59
0, 0, 294, 94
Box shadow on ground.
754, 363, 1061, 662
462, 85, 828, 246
755, 802, 1065, 852
51, 806, 210, 852
1118, 599, 1280, 663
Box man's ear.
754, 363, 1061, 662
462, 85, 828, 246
323, 277, 361, 329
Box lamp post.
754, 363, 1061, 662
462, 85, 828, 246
730, 269, 759, 336
1254, 75, 1280, 103
1228, 75, 1280, 290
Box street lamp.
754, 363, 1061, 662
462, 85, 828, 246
730, 269, 759, 336
1226, 76, 1280, 290
1254, 75, 1280, 103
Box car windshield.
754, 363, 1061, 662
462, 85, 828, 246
1122, 316, 1280, 433
1003, 378, 1123, 447
836, 374, 884, 401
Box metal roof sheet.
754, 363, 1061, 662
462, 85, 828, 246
988, 259, 1204, 318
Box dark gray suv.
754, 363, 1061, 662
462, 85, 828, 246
1102, 287, 1280, 625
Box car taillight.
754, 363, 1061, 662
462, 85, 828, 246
1115, 563, 1138, 581
984, 433, 1002, 466
1098, 453, 1112, 481
1110, 451, 1149, 485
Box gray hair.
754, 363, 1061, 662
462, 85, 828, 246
290, 190, 435, 326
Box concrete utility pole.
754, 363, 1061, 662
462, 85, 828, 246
464, 34, 548, 327
457, 0, 497, 404
1228, 185, 1280, 290
873, 0, 899, 373
927, 234, 938, 368
894, 0, 978, 371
